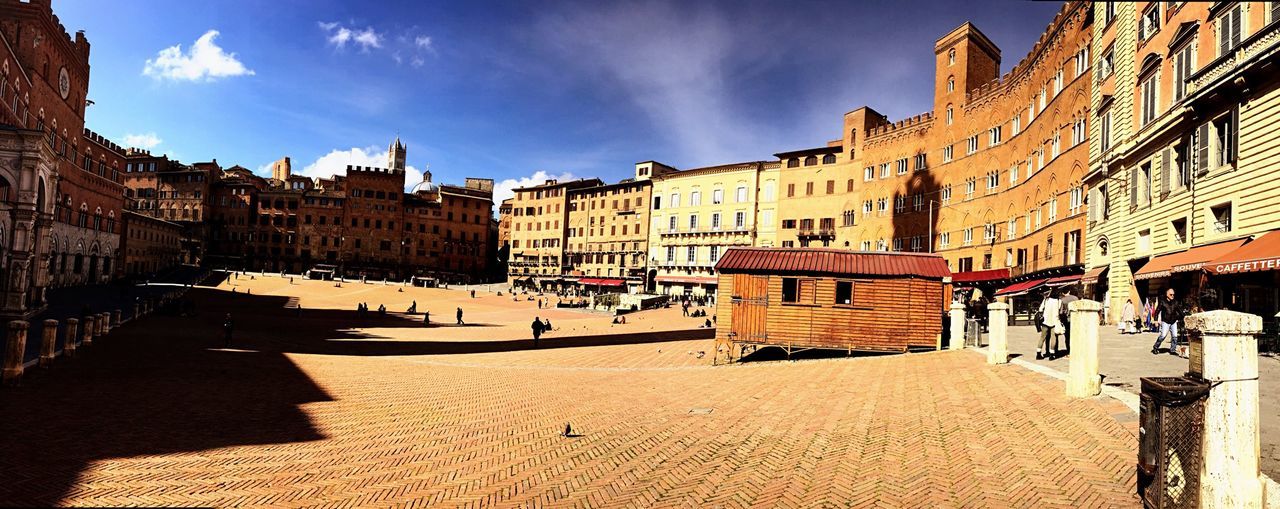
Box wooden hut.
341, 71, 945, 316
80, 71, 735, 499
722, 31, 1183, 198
713, 247, 951, 362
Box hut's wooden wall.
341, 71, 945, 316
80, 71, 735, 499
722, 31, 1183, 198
719, 272, 944, 351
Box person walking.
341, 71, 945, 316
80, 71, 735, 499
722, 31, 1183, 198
1058, 287, 1079, 355
1152, 288, 1184, 356
1037, 289, 1063, 360
532, 317, 544, 347
456, 307, 464, 325
471, 290, 476, 299
223, 313, 234, 347
423, 310, 430, 325
1119, 299, 1136, 334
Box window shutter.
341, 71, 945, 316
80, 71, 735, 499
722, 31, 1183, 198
1231, 7, 1242, 49
1161, 148, 1171, 196
1130, 166, 1138, 208
1219, 16, 1230, 56
1197, 122, 1211, 176
1230, 106, 1239, 166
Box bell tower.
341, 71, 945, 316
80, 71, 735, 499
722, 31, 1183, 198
387, 136, 407, 171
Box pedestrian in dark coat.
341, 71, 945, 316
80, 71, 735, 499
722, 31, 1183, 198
223, 313, 234, 346
456, 307, 464, 325
532, 317, 544, 347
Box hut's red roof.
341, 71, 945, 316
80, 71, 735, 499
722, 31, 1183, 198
714, 248, 951, 279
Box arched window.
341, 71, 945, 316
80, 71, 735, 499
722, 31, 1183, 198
803, 155, 817, 166
822, 154, 836, 164
946, 106, 954, 125
786, 158, 799, 168
948, 48, 956, 65
947, 76, 955, 92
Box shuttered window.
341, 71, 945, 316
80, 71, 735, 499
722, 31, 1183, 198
781, 278, 817, 304
1161, 147, 1172, 197
1173, 42, 1195, 102
1196, 122, 1211, 176
1218, 4, 1243, 57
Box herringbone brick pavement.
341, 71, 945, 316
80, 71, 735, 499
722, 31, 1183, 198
0, 287, 1140, 508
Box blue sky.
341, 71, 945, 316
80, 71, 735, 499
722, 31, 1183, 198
55, 0, 1063, 203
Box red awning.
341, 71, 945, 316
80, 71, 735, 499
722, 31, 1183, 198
1133, 239, 1249, 280
995, 278, 1049, 297
1206, 230, 1280, 274
1044, 275, 1081, 287
579, 278, 626, 286
1081, 265, 1109, 284
950, 268, 1010, 283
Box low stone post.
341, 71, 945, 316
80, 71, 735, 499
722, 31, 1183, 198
1184, 310, 1264, 508
39, 319, 58, 368
84, 315, 97, 344
986, 302, 1009, 364
1066, 299, 1102, 398
3, 320, 29, 385
100, 312, 110, 334
133, 302, 140, 321
948, 302, 966, 351
112, 309, 121, 328
64, 318, 79, 357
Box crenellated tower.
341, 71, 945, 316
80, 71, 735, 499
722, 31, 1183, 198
387, 136, 406, 171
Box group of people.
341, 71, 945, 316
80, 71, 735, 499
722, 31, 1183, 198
531, 316, 553, 346
355, 302, 386, 317
1034, 287, 1079, 360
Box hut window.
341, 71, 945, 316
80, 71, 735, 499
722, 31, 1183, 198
781, 278, 816, 304
835, 281, 853, 305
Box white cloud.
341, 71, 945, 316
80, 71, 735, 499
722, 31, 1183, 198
319, 22, 383, 51
414, 35, 433, 51
299, 145, 425, 191
122, 132, 162, 150
493, 170, 577, 206
533, 3, 772, 166
143, 30, 254, 82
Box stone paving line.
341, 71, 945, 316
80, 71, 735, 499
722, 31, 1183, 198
0, 285, 1142, 508
971, 323, 1280, 483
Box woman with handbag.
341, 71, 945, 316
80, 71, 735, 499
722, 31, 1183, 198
1037, 289, 1063, 360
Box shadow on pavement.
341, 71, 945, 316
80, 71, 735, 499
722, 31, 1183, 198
0, 307, 331, 506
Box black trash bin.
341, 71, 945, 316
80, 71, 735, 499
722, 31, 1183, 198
1138, 376, 1210, 509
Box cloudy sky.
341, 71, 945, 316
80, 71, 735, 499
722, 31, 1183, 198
56, 0, 1062, 204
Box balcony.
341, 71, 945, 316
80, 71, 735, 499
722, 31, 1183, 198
1189, 19, 1280, 98
657, 226, 751, 236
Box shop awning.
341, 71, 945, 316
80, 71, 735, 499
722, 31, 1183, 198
579, 278, 625, 286
951, 268, 1010, 284
1132, 239, 1249, 280
1080, 265, 1109, 284
1206, 230, 1280, 274
1044, 275, 1082, 287
995, 278, 1049, 297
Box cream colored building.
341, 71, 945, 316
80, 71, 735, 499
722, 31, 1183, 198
1086, 1, 1280, 322
647, 161, 779, 297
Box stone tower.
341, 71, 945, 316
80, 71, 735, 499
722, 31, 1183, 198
387, 136, 406, 171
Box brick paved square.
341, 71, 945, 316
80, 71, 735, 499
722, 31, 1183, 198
0, 279, 1140, 507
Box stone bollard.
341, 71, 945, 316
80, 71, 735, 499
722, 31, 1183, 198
133, 302, 140, 321
64, 318, 79, 357
3, 320, 29, 385
112, 309, 121, 328
84, 315, 97, 345
1184, 310, 1264, 508
39, 319, 58, 368
948, 302, 966, 351
986, 302, 1009, 364
100, 312, 110, 334
1066, 299, 1102, 398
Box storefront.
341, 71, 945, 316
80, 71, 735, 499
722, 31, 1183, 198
995, 278, 1050, 325
1131, 238, 1249, 312
1206, 230, 1280, 343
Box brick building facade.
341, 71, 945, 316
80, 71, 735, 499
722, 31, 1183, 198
0, 0, 127, 317
505, 178, 602, 288
562, 165, 658, 293
119, 209, 180, 278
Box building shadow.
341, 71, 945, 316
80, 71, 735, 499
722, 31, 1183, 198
0, 306, 331, 506
892, 170, 942, 257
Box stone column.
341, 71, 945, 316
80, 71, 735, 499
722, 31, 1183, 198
112, 309, 121, 328
84, 315, 97, 344
986, 302, 1009, 364
39, 319, 58, 368
948, 302, 966, 351
1066, 299, 1102, 398
3, 320, 29, 385
99, 312, 110, 335
133, 302, 140, 321
1184, 310, 1264, 509
64, 318, 79, 357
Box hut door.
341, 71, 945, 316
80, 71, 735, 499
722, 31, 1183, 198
731, 274, 769, 341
